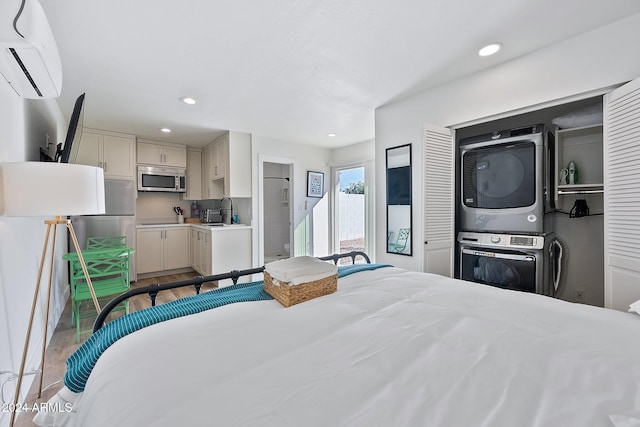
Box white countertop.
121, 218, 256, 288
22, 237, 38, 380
136, 223, 252, 231
192, 224, 252, 231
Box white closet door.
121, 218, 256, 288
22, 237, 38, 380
423, 124, 454, 277
604, 76, 640, 311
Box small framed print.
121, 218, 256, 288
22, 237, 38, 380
307, 171, 324, 198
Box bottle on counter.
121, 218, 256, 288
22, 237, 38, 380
191, 201, 201, 219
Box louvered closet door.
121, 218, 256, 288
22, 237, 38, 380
423, 124, 453, 277
605, 77, 640, 311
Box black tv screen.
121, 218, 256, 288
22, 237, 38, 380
57, 93, 85, 163
387, 166, 411, 205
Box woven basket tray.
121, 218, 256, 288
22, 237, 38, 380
263, 271, 337, 307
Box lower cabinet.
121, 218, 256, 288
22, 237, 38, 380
210, 228, 252, 287
137, 226, 190, 274
190, 227, 252, 285
141, 225, 252, 279
190, 228, 212, 276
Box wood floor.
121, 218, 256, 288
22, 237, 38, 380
14, 271, 215, 427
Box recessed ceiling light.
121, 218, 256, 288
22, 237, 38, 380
180, 96, 197, 105
327, 133, 337, 137
160, 128, 172, 133
478, 43, 502, 57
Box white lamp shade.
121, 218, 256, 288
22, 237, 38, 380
0, 162, 105, 216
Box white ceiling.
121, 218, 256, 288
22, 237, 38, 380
40, 0, 640, 149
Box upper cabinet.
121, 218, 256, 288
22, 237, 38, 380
137, 140, 187, 168
210, 140, 226, 180
182, 148, 202, 201
202, 131, 251, 199
201, 144, 220, 199
75, 128, 136, 180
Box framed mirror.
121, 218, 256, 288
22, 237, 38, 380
386, 144, 412, 255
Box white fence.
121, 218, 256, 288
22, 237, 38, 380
339, 193, 364, 240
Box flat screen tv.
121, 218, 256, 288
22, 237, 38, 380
56, 93, 85, 163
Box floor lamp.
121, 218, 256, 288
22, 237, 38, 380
0, 162, 105, 427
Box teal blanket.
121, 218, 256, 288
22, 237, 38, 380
65, 263, 391, 392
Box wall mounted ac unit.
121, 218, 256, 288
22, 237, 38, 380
0, 0, 62, 98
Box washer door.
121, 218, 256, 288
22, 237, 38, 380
462, 140, 536, 209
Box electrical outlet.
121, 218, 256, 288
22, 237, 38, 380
575, 289, 586, 303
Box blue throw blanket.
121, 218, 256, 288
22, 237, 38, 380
65, 263, 391, 392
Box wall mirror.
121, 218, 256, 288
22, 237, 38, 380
386, 144, 412, 255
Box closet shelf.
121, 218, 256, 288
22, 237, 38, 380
557, 183, 603, 195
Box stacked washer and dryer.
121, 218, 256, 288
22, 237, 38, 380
457, 124, 560, 295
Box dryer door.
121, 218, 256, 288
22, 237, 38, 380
460, 247, 538, 293
462, 140, 536, 209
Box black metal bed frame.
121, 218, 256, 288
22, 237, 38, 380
93, 251, 371, 333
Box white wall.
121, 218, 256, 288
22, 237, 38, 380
0, 84, 66, 427
330, 139, 375, 165
375, 13, 640, 271
136, 192, 190, 224
251, 136, 331, 265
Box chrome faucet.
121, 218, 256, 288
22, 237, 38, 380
220, 197, 233, 224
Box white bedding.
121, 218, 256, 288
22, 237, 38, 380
36, 267, 640, 426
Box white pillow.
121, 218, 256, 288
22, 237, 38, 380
628, 299, 640, 315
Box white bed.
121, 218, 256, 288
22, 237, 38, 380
36, 266, 640, 426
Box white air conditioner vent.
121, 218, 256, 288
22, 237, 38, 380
0, 0, 62, 98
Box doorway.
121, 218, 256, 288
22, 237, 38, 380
262, 161, 293, 264
334, 166, 366, 259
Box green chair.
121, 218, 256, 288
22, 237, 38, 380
86, 236, 127, 250
390, 228, 410, 253
64, 246, 134, 342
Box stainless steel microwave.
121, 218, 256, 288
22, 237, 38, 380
137, 166, 186, 192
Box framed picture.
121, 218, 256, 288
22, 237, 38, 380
307, 171, 324, 198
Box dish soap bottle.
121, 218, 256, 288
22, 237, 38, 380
191, 201, 201, 219
567, 161, 579, 185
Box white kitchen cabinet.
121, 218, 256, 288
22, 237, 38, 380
137, 226, 190, 274
164, 227, 190, 270
137, 140, 187, 168
201, 145, 223, 199
211, 140, 225, 180
201, 131, 251, 199
210, 227, 252, 286
200, 232, 212, 276
182, 148, 202, 200
190, 228, 212, 275
75, 129, 136, 180
190, 226, 252, 284
190, 228, 199, 272
202, 145, 212, 198
136, 228, 164, 274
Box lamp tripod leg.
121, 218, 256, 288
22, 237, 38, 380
9, 223, 53, 427
38, 222, 58, 399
